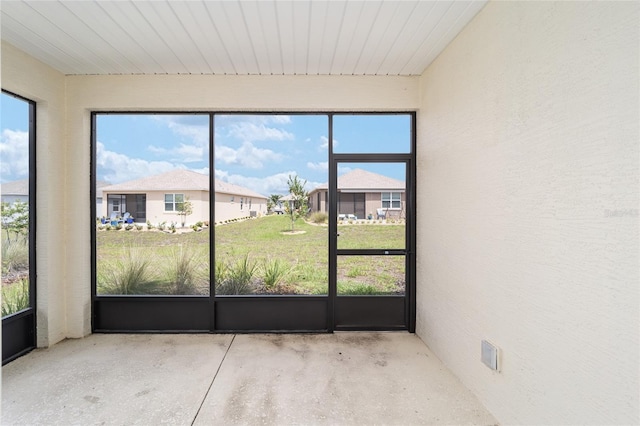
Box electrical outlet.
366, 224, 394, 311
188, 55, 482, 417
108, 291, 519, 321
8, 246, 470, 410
481, 340, 499, 371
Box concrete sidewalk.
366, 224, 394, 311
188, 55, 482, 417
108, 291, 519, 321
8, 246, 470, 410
1, 333, 497, 425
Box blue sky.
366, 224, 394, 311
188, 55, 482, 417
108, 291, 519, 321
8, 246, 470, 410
0, 93, 30, 183
1, 96, 411, 195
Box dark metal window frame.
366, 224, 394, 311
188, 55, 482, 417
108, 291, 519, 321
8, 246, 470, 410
90, 111, 415, 333
2, 90, 37, 364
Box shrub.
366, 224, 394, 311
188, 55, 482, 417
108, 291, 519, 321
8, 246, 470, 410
214, 260, 228, 289
309, 212, 328, 224
338, 282, 384, 295
146, 220, 155, 230
98, 247, 157, 295
166, 246, 206, 295
1, 279, 30, 317
1, 239, 29, 274
216, 254, 256, 295
262, 258, 290, 289
135, 224, 143, 231
124, 224, 134, 231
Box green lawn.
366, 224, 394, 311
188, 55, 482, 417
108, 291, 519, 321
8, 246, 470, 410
96, 215, 405, 295
2, 231, 30, 317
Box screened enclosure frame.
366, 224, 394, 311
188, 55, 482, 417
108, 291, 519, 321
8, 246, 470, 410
90, 111, 416, 333
2, 90, 37, 364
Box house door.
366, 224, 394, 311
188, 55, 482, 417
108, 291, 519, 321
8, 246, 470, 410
330, 160, 415, 330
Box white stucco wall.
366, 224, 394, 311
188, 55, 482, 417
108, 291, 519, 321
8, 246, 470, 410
62, 74, 418, 337
141, 190, 209, 227
214, 193, 267, 223
416, 2, 639, 424
1, 41, 67, 347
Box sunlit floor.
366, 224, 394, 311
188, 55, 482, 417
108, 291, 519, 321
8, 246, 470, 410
2, 333, 497, 425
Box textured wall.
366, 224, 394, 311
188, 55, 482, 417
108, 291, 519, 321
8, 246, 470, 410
63, 74, 419, 336
416, 1, 639, 424
1, 42, 67, 347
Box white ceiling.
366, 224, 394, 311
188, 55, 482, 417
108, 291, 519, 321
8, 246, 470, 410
0, 0, 486, 76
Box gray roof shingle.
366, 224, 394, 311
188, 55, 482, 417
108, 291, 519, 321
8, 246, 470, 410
312, 169, 405, 192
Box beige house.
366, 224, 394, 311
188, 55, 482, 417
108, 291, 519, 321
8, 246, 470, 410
214, 179, 268, 223
309, 169, 406, 220
0, 179, 29, 205
100, 169, 267, 225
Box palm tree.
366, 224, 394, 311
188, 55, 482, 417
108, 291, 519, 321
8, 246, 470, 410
267, 194, 282, 214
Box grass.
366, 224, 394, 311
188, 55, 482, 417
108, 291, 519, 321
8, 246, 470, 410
216, 254, 258, 295
2, 232, 29, 274
2, 232, 31, 317
98, 246, 159, 295
96, 215, 405, 295
166, 245, 208, 295
1, 279, 30, 317
262, 258, 290, 289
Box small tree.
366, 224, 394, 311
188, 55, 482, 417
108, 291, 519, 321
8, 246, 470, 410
267, 194, 282, 214
176, 196, 193, 228
1, 201, 29, 243
284, 175, 308, 232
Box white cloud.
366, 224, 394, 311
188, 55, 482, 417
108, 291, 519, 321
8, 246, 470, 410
147, 143, 206, 163
267, 115, 292, 124
96, 141, 177, 183
228, 122, 294, 143
215, 170, 323, 196
337, 165, 353, 176
319, 136, 337, 150
153, 115, 209, 147
0, 129, 29, 181
307, 161, 328, 171
215, 142, 283, 169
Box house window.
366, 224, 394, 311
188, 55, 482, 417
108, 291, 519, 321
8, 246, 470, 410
240, 197, 244, 210
381, 192, 401, 209
165, 193, 184, 212
112, 199, 120, 212
230, 196, 234, 203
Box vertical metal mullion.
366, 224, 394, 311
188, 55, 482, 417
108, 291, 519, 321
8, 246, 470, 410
408, 112, 417, 332
209, 113, 216, 332
28, 99, 37, 342
328, 114, 336, 332
90, 113, 97, 331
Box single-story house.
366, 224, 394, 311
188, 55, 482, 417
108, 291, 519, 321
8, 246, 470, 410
100, 169, 267, 225
308, 169, 406, 220
214, 179, 268, 222
0, 178, 29, 205
95, 180, 110, 216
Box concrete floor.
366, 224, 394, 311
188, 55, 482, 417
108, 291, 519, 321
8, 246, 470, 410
1, 333, 497, 425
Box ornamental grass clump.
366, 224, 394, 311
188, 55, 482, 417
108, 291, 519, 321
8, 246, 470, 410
216, 254, 256, 295
1, 279, 29, 317
262, 258, 290, 289
166, 246, 206, 295
98, 247, 157, 295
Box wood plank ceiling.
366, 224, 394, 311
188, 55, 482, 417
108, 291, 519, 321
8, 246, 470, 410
0, 0, 486, 76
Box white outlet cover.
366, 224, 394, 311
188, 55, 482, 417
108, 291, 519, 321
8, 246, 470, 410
481, 340, 499, 371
